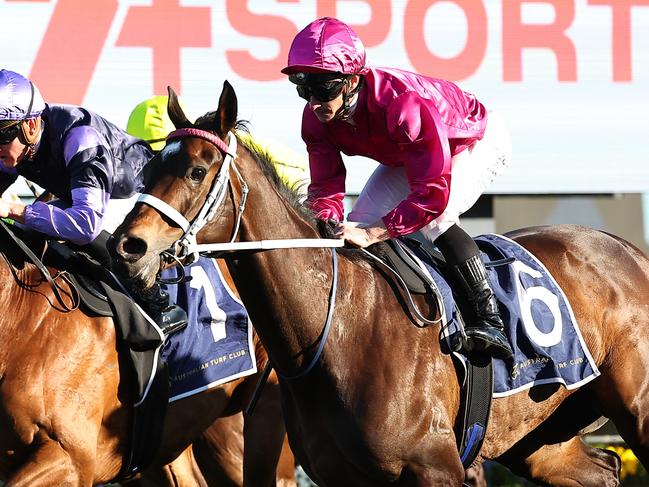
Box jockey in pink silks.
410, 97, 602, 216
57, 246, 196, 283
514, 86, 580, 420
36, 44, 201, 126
282, 17, 514, 360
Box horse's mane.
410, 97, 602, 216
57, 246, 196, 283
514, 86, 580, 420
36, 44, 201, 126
243, 133, 348, 241
193, 113, 336, 239
192, 113, 371, 262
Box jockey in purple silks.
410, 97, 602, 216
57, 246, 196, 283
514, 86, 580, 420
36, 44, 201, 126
0, 69, 187, 335
283, 17, 514, 360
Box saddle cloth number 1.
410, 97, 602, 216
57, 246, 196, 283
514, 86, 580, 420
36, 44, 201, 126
190, 265, 227, 343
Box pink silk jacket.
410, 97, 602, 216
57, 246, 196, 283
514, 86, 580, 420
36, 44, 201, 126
303, 66, 488, 237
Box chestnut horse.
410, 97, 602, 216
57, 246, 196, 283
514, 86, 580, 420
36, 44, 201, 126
111, 81, 649, 486
0, 228, 288, 486
134, 413, 296, 487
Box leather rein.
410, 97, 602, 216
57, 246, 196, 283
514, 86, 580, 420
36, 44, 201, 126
0, 219, 79, 312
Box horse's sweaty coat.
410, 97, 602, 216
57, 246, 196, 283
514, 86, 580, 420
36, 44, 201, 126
111, 82, 649, 487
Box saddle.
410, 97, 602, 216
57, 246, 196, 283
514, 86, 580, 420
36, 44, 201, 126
368, 237, 494, 470
0, 221, 168, 481
377, 237, 446, 294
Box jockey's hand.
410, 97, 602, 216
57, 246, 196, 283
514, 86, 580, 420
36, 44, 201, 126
0, 198, 26, 223
0, 199, 13, 218
334, 220, 390, 248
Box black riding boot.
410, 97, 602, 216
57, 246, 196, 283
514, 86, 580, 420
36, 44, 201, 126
435, 224, 513, 360
450, 255, 513, 360
136, 282, 188, 336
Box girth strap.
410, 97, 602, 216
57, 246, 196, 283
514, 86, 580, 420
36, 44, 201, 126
456, 353, 493, 469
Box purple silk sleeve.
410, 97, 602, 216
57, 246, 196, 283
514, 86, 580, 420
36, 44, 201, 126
63, 125, 105, 164
23, 187, 110, 244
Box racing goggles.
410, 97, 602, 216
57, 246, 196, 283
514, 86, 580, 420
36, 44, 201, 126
289, 73, 347, 102
0, 122, 21, 145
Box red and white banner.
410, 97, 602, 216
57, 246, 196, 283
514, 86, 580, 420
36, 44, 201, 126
1, 0, 648, 193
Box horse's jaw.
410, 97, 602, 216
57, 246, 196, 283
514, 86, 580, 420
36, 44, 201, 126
111, 252, 161, 292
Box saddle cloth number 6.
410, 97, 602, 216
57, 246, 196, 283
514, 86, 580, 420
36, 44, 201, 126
511, 260, 562, 348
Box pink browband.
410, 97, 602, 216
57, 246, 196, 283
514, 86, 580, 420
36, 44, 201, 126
167, 128, 231, 154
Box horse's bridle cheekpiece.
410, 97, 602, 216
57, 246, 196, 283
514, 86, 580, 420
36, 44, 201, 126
136, 127, 343, 388
137, 128, 343, 262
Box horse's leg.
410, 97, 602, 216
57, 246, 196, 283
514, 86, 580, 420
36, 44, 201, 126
498, 436, 620, 487
464, 463, 486, 487
587, 348, 649, 469
398, 458, 465, 487
130, 446, 208, 487
276, 435, 297, 487
242, 380, 290, 487
5, 437, 94, 487
192, 415, 245, 487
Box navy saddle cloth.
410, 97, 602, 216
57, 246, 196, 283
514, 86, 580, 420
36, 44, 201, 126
404, 233, 600, 396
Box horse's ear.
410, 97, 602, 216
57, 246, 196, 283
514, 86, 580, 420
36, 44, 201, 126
167, 86, 191, 129
216, 80, 237, 135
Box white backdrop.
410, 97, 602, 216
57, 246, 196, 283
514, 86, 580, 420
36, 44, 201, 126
1, 0, 648, 195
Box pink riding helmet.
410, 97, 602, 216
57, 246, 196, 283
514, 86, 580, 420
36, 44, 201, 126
281, 17, 369, 75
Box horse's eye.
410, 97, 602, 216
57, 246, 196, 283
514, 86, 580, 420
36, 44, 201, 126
189, 167, 207, 182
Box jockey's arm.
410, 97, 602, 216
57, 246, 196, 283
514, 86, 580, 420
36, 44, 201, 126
381, 93, 453, 238
22, 128, 112, 244
303, 115, 346, 222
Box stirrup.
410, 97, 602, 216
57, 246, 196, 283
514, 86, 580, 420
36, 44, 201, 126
157, 305, 188, 336
463, 326, 513, 360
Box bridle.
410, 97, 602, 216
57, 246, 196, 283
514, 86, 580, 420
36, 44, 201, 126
137, 127, 242, 264
135, 127, 342, 382
137, 127, 343, 264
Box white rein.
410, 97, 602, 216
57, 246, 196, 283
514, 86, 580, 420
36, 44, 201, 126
137, 129, 343, 263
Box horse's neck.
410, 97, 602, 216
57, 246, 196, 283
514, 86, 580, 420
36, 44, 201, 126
224, 159, 337, 372
220, 154, 441, 377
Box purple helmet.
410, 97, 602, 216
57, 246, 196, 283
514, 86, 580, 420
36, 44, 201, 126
0, 69, 46, 124
281, 17, 368, 75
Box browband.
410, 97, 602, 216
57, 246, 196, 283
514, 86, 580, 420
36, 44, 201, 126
167, 127, 233, 156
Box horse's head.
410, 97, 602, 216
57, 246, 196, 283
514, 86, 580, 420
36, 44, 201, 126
111, 81, 240, 290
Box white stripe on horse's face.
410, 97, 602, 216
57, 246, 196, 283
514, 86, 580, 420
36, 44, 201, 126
161, 140, 182, 159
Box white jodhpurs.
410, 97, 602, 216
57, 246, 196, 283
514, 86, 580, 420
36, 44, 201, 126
347, 109, 512, 243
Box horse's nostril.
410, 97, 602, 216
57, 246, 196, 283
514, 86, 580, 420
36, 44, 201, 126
119, 236, 148, 261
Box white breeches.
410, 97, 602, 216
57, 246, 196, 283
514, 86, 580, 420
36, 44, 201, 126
348, 109, 512, 242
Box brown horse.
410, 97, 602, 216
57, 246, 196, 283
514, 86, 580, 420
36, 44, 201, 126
110, 81, 647, 486
0, 229, 288, 486
191, 413, 296, 487
134, 413, 296, 487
